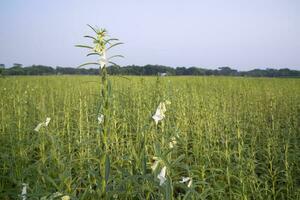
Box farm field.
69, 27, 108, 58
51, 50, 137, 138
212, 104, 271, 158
0, 76, 299, 199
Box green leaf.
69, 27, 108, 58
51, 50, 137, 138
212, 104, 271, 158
173, 154, 185, 165
165, 177, 172, 200
75, 44, 93, 49
183, 191, 192, 200
106, 42, 124, 51
105, 154, 110, 184
154, 142, 161, 155
104, 38, 119, 44
87, 24, 98, 34
84, 35, 98, 41
42, 174, 59, 190
142, 150, 147, 175
77, 62, 99, 68
107, 55, 124, 61
108, 61, 119, 67
108, 79, 112, 97
87, 52, 101, 57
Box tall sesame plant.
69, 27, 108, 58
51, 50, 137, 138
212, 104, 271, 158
76, 25, 123, 147
76, 25, 123, 196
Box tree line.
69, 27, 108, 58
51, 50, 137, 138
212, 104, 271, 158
0, 63, 299, 77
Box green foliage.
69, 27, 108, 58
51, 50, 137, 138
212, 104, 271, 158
0, 76, 299, 199
75, 25, 123, 71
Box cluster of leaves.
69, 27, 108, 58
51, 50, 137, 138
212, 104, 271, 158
75, 25, 123, 70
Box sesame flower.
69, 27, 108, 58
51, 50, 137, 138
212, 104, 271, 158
98, 114, 104, 124
34, 117, 51, 132
180, 177, 193, 188
45, 117, 51, 126
157, 166, 167, 186
152, 102, 167, 125
34, 123, 43, 132
100, 51, 106, 69
187, 179, 193, 188
179, 177, 190, 183
21, 183, 28, 200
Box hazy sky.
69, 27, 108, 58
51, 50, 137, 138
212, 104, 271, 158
1, 0, 299, 70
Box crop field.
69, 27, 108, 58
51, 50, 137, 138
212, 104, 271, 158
0, 76, 299, 199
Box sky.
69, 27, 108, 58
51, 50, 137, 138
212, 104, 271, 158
0, 0, 299, 71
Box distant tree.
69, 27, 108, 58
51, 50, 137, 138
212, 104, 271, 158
107, 65, 121, 75
175, 67, 187, 75
7, 66, 24, 75
218, 67, 238, 76
24, 65, 55, 75
186, 67, 205, 75
278, 68, 300, 77
13, 63, 23, 68
278, 68, 291, 77
56, 67, 77, 75
1, 63, 299, 77
122, 65, 143, 75
0, 64, 4, 76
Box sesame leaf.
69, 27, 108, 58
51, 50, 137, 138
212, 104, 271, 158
77, 62, 99, 68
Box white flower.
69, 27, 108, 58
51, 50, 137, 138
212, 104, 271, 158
21, 183, 28, 200
152, 102, 167, 125
180, 177, 192, 188
169, 137, 177, 149
100, 51, 106, 69
151, 160, 159, 171
34, 117, 51, 132
34, 123, 43, 132
45, 117, 51, 126
98, 114, 104, 124
187, 179, 193, 188
157, 166, 167, 186
180, 177, 190, 183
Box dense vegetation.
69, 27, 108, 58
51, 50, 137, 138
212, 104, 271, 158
0, 76, 299, 199
1, 64, 299, 77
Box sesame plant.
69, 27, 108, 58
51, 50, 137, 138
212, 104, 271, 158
76, 25, 123, 198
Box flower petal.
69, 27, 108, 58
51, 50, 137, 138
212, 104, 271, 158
187, 179, 193, 188
98, 114, 104, 124
157, 166, 167, 186
179, 177, 190, 183
45, 117, 51, 126
152, 102, 168, 124
34, 123, 43, 132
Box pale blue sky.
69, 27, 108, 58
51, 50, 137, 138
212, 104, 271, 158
0, 0, 299, 70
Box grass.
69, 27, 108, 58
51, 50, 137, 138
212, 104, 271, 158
0, 75, 299, 199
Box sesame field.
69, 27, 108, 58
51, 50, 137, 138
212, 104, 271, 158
0, 75, 299, 200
